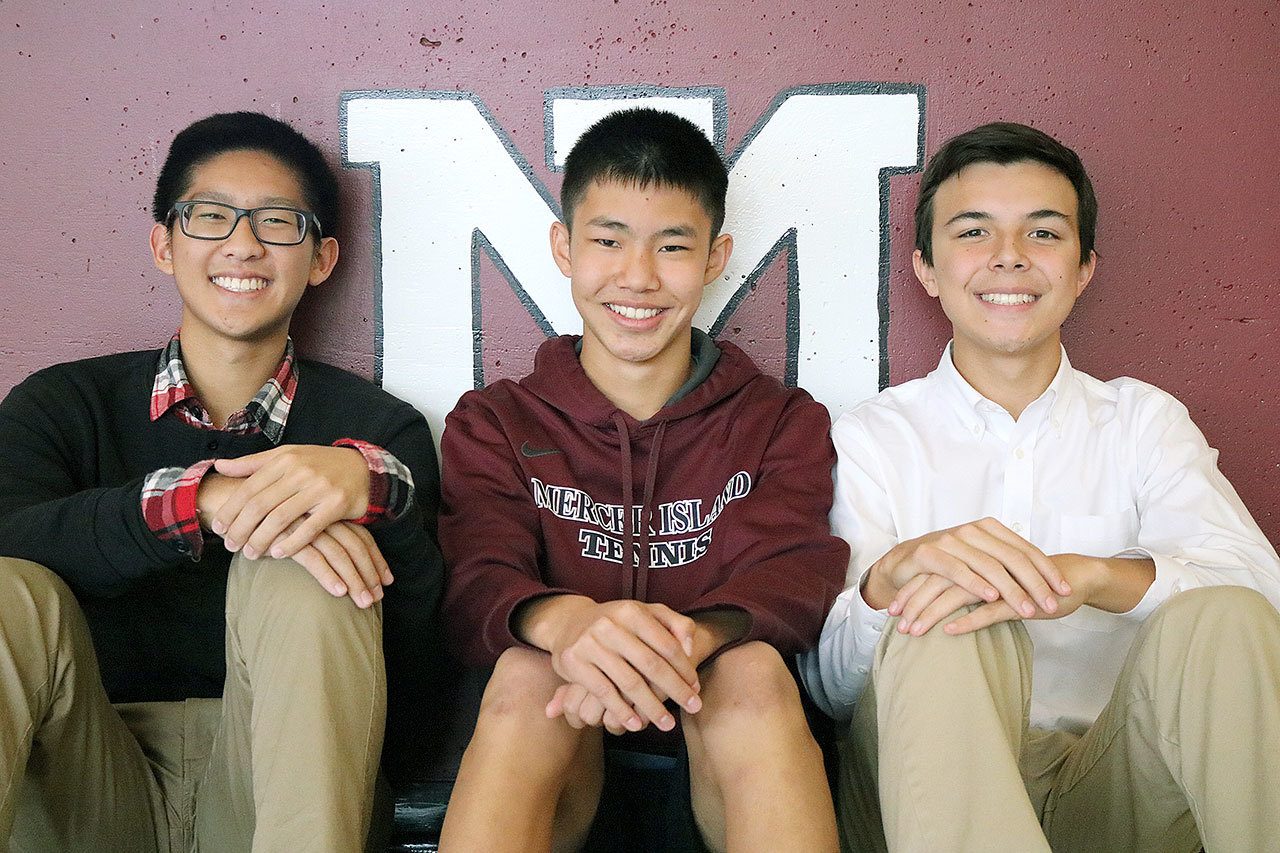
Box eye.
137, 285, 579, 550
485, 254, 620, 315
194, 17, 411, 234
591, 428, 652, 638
657, 244, 690, 253
1029, 228, 1059, 240
196, 210, 229, 221
957, 227, 986, 239
592, 238, 620, 248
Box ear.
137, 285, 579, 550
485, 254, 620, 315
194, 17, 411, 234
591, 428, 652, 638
1074, 249, 1097, 297
912, 249, 940, 298
703, 233, 733, 287
307, 236, 340, 287
550, 220, 573, 278
150, 223, 174, 275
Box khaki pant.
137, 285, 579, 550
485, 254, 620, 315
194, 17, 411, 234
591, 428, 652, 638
0, 555, 386, 853
839, 587, 1280, 853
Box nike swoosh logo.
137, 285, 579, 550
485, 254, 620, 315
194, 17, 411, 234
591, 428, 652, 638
520, 441, 562, 458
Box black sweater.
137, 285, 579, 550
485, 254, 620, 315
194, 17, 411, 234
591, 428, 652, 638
0, 349, 444, 767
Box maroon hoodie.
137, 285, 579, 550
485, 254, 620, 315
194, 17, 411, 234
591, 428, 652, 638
440, 332, 848, 667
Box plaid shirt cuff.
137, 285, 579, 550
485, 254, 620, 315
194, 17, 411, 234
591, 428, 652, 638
334, 439, 416, 525
140, 459, 216, 560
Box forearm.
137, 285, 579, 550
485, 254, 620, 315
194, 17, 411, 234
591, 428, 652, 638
0, 482, 182, 594
1079, 554, 1156, 613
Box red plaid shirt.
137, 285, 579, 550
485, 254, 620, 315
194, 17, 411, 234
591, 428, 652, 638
141, 335, 414, 559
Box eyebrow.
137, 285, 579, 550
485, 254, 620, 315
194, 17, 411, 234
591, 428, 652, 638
943, 209, 1073, 227
186, 191, 303, 208
583, 217, 698, 239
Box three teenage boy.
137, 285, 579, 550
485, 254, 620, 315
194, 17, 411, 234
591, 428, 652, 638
0, 113, 444, 851
436, 109, 847, 851
4, 105, 1276, 853
801, 122, 1280, 851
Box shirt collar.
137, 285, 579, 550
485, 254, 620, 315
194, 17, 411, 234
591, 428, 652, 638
931, 342, 1076, 439
149, 333, 298, 444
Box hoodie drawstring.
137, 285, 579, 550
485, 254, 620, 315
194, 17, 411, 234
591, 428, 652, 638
613, 413, 636, 600
612, 414, 667, 601
634, 420, 665, 601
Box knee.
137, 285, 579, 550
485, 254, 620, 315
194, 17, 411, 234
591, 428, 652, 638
691, 641, 806, 735
0, 557, 77, 637
232, 554, 379, 628
476, 646, 558, 728
1152, 585, 1280, 648
229, 556, 382, 674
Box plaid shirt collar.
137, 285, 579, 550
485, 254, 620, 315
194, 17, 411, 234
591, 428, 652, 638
149, 333, 298, 444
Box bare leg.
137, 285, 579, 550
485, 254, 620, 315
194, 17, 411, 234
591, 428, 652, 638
682, 642, 837, 853
440, 647, 604, 853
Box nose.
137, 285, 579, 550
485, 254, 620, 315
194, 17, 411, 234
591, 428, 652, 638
221, 213, 266, 258
989, 234, 1028, 271
617, 247, 659, 291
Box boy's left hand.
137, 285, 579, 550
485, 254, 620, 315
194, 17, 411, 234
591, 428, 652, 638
209, 445, 371, 560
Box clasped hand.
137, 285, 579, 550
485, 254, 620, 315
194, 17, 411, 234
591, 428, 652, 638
196, 445, 391, 608
865, 517, 1091, 637
532, 597, 705, 736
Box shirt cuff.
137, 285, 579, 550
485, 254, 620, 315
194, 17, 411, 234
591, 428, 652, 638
140, 460, 215, 560
333, 438, 416, 525
1112, 547, 1192, 621
805, 579, 889, 720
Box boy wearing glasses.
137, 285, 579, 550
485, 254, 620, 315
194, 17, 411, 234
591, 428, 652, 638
0, 112, 444, 851
802, 122, 1280, 851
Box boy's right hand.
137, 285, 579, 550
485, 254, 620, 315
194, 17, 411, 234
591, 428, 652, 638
517, 595, 702, 732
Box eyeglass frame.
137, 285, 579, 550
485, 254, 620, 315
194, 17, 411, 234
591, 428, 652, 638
168, 200, 324, 246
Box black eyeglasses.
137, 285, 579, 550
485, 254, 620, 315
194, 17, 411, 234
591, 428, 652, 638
169, 201, 322, 246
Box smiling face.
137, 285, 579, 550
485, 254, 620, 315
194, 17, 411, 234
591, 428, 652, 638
914, 159, 1096, 375
551, 178, 732, 389
149, 148, 338, 354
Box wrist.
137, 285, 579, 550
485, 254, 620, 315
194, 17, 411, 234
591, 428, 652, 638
691, 610, 749, 665
861, 559, 896, 611
513, 593, 595, 652
195, 471, 232, 531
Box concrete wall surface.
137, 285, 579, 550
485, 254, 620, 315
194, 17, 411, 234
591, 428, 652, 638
1, 0, 1276, 542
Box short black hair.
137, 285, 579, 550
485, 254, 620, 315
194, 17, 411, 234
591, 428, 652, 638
561, 108, 728, 237
152, 111, 340, 240
915, 122, 1096, 266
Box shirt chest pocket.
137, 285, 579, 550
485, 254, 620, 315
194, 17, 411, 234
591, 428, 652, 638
1057, 507, 1140, 557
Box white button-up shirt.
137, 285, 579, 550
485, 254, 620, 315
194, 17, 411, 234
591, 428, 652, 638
800, 345, 1280, 732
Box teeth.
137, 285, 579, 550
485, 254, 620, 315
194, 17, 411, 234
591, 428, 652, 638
212, 276, 268, 292
606, 303, 662, 320
980, 292, 1037, 305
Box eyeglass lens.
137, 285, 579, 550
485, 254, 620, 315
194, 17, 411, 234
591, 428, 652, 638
180, 202, 307, 245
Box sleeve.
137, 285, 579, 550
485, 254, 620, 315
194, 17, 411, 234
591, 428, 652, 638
140, 460, 215, 560
1111, 388, 1280, 621
680, 394, 850, 660
0, 371, 193, 596
332, 437, 415, 525
798, 411, 897, 721
438, 392, 579, 667
360, 403, 449, 778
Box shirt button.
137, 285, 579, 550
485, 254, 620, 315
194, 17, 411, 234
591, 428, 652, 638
1015, 448, 1025, 459
857, 666, 869, 675
206, 439, 219, 451
871, 623, 882, 633
1012, 522, 1024, 534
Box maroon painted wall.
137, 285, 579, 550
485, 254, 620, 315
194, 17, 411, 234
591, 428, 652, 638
1, 2, 1276, 542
